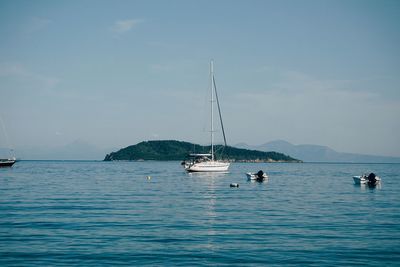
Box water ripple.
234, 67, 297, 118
1, 161, 400, 266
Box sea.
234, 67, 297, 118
1, 161, 399, 266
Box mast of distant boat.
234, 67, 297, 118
0, 115, 15, 160
210, 60, 214, 161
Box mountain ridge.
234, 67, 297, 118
236, 140, 400, 163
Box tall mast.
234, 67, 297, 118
210, 60, 214, 161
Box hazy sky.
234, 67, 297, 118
0, 0, 399, 157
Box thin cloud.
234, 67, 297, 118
0, 62, 59, 90
148, 60, 195, 73
149, 63, 173, 72
23, 17, 52, 34
111, 19, 142, 34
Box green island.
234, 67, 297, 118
104, 140, 301, 162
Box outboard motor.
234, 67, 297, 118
256, 170, 264, 182
367, 173, 377, 185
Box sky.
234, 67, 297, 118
0, 0, 399, 157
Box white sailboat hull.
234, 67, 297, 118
185, 161, 230, 172
0, 158, 16, 167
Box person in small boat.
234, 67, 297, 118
367, 173, 377, 185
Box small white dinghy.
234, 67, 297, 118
353, 173, 381, 186
246, 170, 268, 181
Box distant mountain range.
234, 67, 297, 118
104, 140, 301, 162
236, 140, 400, 163
7, 140, 114, 160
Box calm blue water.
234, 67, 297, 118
1, 161, 400, 266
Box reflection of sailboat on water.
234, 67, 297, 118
0, 116, 16, 167
183, 60, 230, 172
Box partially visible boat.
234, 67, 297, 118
0, 157, 16, 167
0, 116, 17, 167
246, 170, 268, 181
353, 173, 381, 186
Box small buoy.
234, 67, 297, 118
230, 183, 239, 188
147, 176, 151, 180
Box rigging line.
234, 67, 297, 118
212, 76, 227, 148
0, 115, 14, 158
0, 115, 10, 147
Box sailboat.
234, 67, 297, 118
0, 156, 16, 167
183, 60, 230, 172
0, 115, 17, 167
